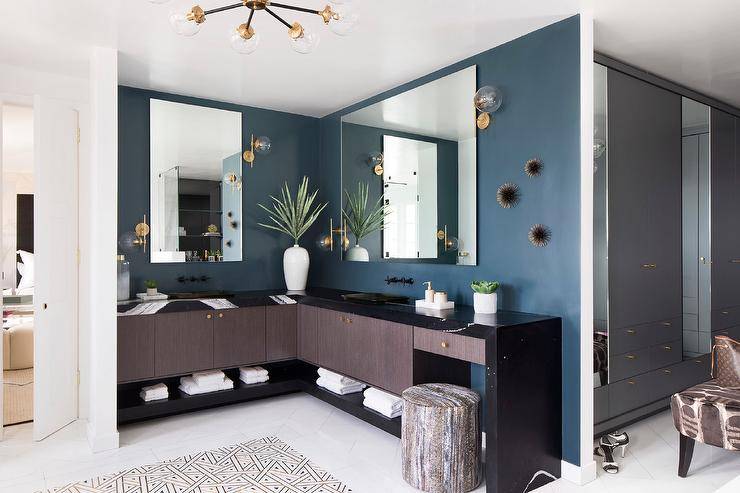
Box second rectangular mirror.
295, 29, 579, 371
340, 66, 477, 265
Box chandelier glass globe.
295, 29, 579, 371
230, 26, 260, 54
169, 10, 202, 36
289, 27, 320, 54
328, 4, 359, 36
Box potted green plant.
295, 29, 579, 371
258, 176, 327, 290
471, 280, 500, 314
342, 181, 391, 262
144, 279, 158, 297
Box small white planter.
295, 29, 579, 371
346, 244, 369, 262
473, 292, 497, 314
146, 287, 158, 296
284, 245, 309, 291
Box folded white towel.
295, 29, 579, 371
140, 392, 168, 402
363, 398, 402, 419
316, 377, 366, 395
179, 376, 233, 395
363, 387, 402, 406
363, 394, 402, 412
240, 374, 269, 385
239, 366, 268, 377
139, 383, 168, 401
192, 370, 226, 386
141, 383, 168, 395
317, 368, 363, 386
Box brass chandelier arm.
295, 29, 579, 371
264, 7, 294, 29
245, 7, 255, 29
203, 2, 245, 16
269, 2, 321, 15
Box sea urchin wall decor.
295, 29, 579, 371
524, 158, 544, 177
496, 182, 521, 208
528, 224, 552, 247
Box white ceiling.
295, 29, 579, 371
2, 104, 34, 173
342, 66, 476, 141
0, 1, 739, 116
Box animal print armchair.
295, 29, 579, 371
670, 335, 740, 477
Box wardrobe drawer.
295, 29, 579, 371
610, 348, 651, 381
712, 325, 740, 341
594, 385, 609, 424
413, 328, 485, 365
712, 307, 740, 331
652, 317, 682, 344
610, 317, 681, 355
650, 339, 682, 370
608, 373, 655, 417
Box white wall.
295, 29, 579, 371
1, 172, 34, 290
86, 47, 118, 452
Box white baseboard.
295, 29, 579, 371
86, 421, 119, 453
561, 459, 597, 485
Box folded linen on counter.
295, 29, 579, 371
317, 368, 363, 387
192, 369, 226, 386
363, 387, 403, 409
119, 301, 169, 316
179, 376, 233, 395
199, 298, 238, 310
239, 366, 269, 384
316, 377, 366, 395
140, 383, 168, 402
241, 374, 269, 384
363, 396, 403, 418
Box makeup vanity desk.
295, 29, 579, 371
117, 288, 562, 493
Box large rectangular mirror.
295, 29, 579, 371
340, 66, 477, 265
150, 99, 243, 263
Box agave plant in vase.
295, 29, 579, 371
258, 177, 327, 290
342, 181, 392, 262
471, 280, 500, 314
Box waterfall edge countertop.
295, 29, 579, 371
117, 287, 558, 339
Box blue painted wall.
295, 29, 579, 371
118, 86, 321, 293
311, 16, 582, 464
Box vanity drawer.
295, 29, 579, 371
649, 339, 681, 370
610, 317, 681, 355
413, 327, 485, 365
712, 306, 740, 331
712, 325, 740, 341
610, 347, 651, 381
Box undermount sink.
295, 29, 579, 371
341, 292, 409, 305
168, 291, 234, 300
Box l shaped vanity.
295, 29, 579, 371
117, 288, 562, 493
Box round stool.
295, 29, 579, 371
401, 383, 482, 493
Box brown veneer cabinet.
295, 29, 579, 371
155, 311, 215, 377
118, 315, 155, 383
297, 304, 319, 364
213, 307, 266, 368
266, 305, 297, 360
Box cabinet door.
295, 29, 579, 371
117, 315, 155, 383
297, 304, 319, 364
213, 307, 266, 368
266, 305, 297, 361
317, 308, 349, 373
155, 311, 214, 377
711, 109, 740, 310
608, 69, 682, 328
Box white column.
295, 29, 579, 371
86, 46, 119, 452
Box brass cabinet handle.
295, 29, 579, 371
661, 321, 672, 326
628, 380, 636, 385
663, 345, 672, 350
441, 341, 449, 349
730, 259, 740, 263
627, 329, 636, 334
626, 354, 637, 360
722, 311, 729, 315
663, 369, 672, 375
339, 316, 353, 324
207, 314, 212, 319
641, 263, 657, 269
218, 313, 224, 318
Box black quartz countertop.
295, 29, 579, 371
117, 287, 559, 339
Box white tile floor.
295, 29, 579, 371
0, 394, 737, 493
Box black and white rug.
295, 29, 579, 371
44, 436, 352, 492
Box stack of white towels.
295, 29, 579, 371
240, 366, 269, 384
179, 369, 234, 395
140, 383, 168, 402
316, 368, 366, 395
363, 387, 403, 418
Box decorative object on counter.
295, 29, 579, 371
524, 157, 544, 177
316, 367, 367, 395
117, 254, 130, 302
415, 287, 455, 311
258, 176, 328, 291
528, 224, 552, 247
144, 279, 158, 297
223, 171, 242, 191
496, 182, 520, 208
363, 387, 403, 419
204, 224, 221, 237
423, 281, 435, 303
401, 383, 482, 492
240, 366, 269, 384
243, 134, 272, 166
368, 151, 385, 176
385, 276, 414, 286
163, 0, 358, 54
474, 85, 503, 130
140, 383, 168, 402
436, 225, 460, 252
343, 181, 392, 262
471, 280, 500, 314
317, 217, 349, 252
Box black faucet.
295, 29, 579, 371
385, 276, 414, 286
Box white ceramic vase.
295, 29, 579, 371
346, 244, 369, 262
473, 292, 497, 314
284, 245, 309, 290
146, 288, 158, 296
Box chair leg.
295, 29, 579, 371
678, 434, 695, 478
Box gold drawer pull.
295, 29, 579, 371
730, 259, 740, 263
218, 313, 224, 318
661, 321, 672, 327
722, 311, 729, 315
695, 359, 704, 364
663, 369, 672, 375
641, 263, 657, 269
339, 316, 353, 324
628, 380, 636, 385
207, 314, 212, 319
626, 354, 637, 360
663, 345, 672, 350
627, 329, 636, 334
441, 341, 449, 349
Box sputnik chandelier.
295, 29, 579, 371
149, 0, 359, 54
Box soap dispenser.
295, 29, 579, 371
423, 281, 436, 303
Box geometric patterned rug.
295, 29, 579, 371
42, 436, 352, 492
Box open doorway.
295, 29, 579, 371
2, 103, 35, 427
